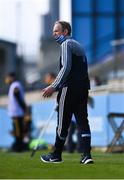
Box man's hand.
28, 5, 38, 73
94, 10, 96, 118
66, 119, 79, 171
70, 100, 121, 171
42, 86, 55, 97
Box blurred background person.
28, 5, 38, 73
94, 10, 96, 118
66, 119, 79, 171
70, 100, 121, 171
44, 72, 56, 86
90, 76, 102, 88
5, 72, 29, 152
23, 105, 32, 149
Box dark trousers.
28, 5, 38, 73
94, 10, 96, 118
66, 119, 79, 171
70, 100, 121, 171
66, 121, 84, 153
54, 86, 91, 155
12, 117, 25, 152
66, 121, 76, 153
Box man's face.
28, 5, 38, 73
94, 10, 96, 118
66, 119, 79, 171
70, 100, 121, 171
5, 76, 12, 85
53, 23, 68, 38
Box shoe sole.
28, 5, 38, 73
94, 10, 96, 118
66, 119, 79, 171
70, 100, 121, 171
81, 159, 94, 164
40, 156, 63, 163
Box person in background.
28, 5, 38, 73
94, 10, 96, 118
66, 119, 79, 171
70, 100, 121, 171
44, 72, 56, 86
23, 105, 32, 148
90, 76, 101, 88
5, 72, 28, 152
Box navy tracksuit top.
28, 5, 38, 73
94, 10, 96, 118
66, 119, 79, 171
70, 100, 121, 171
51, 36, 90, 90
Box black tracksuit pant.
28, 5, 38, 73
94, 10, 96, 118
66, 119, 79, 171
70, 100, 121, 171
54, 86, 91, 156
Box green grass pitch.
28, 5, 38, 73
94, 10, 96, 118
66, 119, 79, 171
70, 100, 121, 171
0, 150, 124, 179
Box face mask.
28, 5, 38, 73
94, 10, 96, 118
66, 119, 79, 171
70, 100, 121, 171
55, 35, 66, 44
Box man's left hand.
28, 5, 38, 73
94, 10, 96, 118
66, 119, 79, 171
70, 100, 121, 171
42, 86, 55, 97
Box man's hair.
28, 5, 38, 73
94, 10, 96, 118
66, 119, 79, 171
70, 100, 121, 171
7, 72, 16, 79
55, 21, 71, 36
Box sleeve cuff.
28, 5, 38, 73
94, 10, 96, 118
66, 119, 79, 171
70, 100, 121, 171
50, 84, 59, 91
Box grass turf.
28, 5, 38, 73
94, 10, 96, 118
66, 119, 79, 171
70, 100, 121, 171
0, 150, 124, 179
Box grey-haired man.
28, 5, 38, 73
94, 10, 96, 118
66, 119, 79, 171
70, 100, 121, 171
40, 21, 93, 164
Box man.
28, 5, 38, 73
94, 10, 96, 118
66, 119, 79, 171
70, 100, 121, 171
5, 72, 27, 152
40, 21, 93, 164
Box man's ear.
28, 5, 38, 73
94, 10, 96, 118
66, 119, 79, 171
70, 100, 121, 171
64, 29, 69, 36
